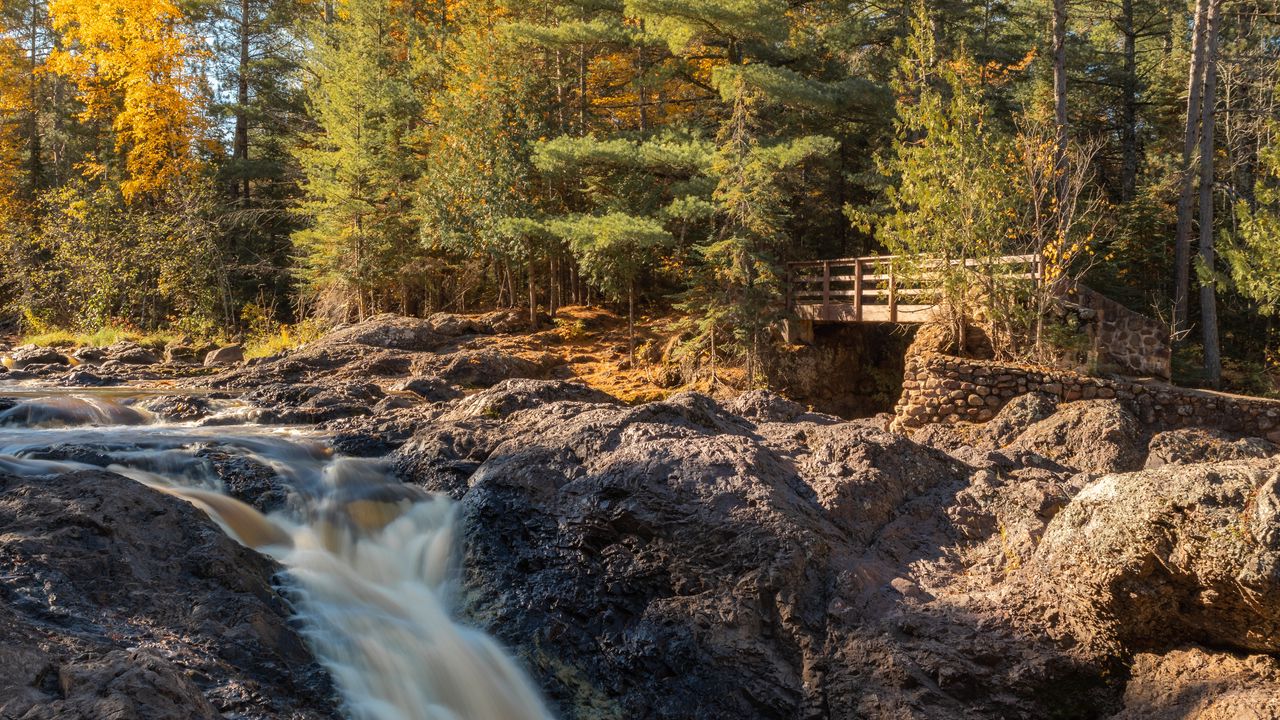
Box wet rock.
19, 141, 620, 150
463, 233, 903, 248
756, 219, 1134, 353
247, 381, 383, 424
196, 448, 294, 514
396, 391, 1112, 719
1145, 427, 1277, 469
1007, 399, 1146, 474
143, 394, 214, 422
61, 368, 114, 387
205, 344, 244, 366
0, 470, 338, 719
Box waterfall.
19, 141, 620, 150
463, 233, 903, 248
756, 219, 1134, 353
0, 390, 553, 720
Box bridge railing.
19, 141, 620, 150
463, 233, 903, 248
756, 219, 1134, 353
786, 253, 1044, 323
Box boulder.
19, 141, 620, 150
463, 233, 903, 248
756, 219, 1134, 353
1026, 459, 1280, 656
7, 345, 69, 370
1007, 399, 1146, 474
320, 314, 444, 351
204, 344, 244, 367
105, 341, 160, 365
1145, 427, 1277, 469
69, 346, 107, 365
445, 378, 616, 420
142, 394, 214, 422
727, 389, 805, 422
0, 470, 338, 719
164, 343, 203, 364
413, 348, 543, 388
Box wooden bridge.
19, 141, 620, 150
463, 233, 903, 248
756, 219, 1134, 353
786, 253, 1044, 324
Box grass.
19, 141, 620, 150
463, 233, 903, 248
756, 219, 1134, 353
243, 319, 326, 360
21, 325, 184, 350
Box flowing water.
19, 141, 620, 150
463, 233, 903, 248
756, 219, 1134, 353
0, 386, 553, 720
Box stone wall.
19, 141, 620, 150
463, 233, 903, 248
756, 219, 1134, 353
894, 352, 1280, 442
1067, 284, 1171, 379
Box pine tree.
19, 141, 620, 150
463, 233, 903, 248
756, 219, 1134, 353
292, 0, 425, 319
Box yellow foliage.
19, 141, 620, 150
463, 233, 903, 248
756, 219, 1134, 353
46, 0, 208, 201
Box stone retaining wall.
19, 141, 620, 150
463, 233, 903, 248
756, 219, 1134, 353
894, 352, 1280, 442
1068, 284, 1171, 379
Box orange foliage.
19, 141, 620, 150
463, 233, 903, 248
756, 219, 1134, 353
46, 0, 208, 201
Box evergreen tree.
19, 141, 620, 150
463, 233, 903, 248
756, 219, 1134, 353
292, 0, 425, 319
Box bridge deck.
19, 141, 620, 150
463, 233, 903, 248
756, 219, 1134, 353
787, 253, 1043, 324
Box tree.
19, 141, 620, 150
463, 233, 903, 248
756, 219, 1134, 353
1173, 0, 1209, 337
46, 0, 208, 201
1227, 124, 1280, 325
552, 212, 673, 361
292, 0, 425, 320
1198, 0, 1222, 387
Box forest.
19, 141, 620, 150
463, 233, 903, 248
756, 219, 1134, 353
1, 0, 1279, 391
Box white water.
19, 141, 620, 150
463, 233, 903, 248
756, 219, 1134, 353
0, 389, 553, 720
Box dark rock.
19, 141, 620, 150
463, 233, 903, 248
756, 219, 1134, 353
247, 381, 383, 424
727, 389, 805, 422
6, 345, 70, 369
164, 344, 203, 364
106, 341, 161, 365
395, 375, 463, 402
143, 394, 215, 422
445, 378, 616, 419
0, 470, 338, 719
69, 346, 107, 365
195, 448, 295, 514
396, 391, 1114, 719
982, 391, 1059, 447
414, 348, 543, 388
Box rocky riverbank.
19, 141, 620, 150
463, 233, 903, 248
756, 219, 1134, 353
3, 313, 1280, 718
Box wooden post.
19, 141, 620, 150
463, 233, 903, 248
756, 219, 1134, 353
853, 259, 863, 322
822, 261, 831, 321
888, 262, 898, 323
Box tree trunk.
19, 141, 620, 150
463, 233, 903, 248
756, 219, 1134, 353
1174, 0, 1210, 336
1198, 0, 1222, 387
1052, 0, 1068, 203
628, 280, 635, 366
234, 0, 251, 202
527, 258, 538, 328
1119, 0, 1139, 202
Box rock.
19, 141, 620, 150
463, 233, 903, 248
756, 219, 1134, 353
62, 368, 113, 387
395, 391, 1112, 719
1114, 645, 1280, 719
981, 391, 1058, 447
164, 343, 203, 364
321, 314, 445, 351
195, 448, 296, 514
395, 375, 463, 402
204, 344, 244, 366
143, 394, 214, 422
0, 470, 338, 719
1007, 399, 1146, 473
1145, 427, 1277, 469
69, 346, 107, 365
445, 378, 616, 420
413, 348, 542, 388
246, 381, 383, 424
1027, 460, 1280, 656
106, 341, 161, 365
7, 345, 69, 370
727, 389, 805, 422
